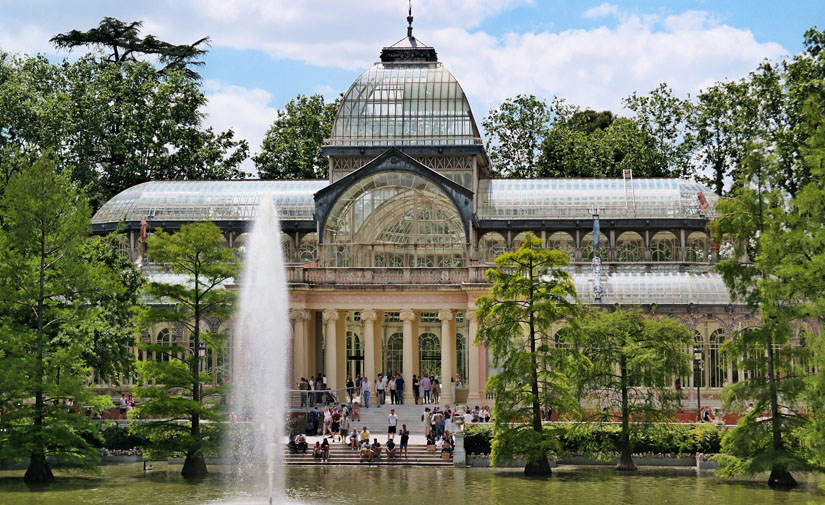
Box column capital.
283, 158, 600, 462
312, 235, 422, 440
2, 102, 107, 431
399, 309, 416, 322
360, 309, 378, 322
467, 310, 478, 322
322, 309, 340, 322
437, 309, 453, 322
290, 309, 310, 320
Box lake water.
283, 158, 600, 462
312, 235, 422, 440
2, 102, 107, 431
1, 463, 822, 505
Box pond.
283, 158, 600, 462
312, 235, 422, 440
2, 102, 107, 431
0, 463, 822, 505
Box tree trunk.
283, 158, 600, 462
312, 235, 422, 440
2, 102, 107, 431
526, 257, 551, 477
23, 451, 54, 484
181, 450, 208, 480
768, 468, 797, 488
524, 457, 552, 476
764, 328, 796, 487
616, 354, 637, 471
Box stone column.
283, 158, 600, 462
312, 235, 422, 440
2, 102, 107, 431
322, 309, 339, 390
361, 310, 378, 392
290, 309, 310, 386
438, 309, 454, 405
400, 309, 416, 404
467, 310, 482, 404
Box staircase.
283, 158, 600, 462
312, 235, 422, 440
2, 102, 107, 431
284, 443, 453, 466
351, 403, 431, 435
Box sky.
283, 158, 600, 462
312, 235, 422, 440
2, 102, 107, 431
0, 0, 821, 172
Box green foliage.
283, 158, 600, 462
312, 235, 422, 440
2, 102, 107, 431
95, 423, 149, 451
482, 94, 554, 178
465, 422, 723, 457
130, 221, 239, 471
0, 156, 116, 480
51, 17, 210, 80
254, 93, 338, 180
475, 233, 581, 471
574, 307, 692, 468
538, 115, 672, 178
0, 52, 248, 208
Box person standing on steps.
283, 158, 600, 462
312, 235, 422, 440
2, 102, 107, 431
389, 374, 397, 404
399, 424, 410, 458
376, 373, 385, 406
421, 375, 431, 404
346, 376, 355, 403
395, 374, 405, 404
413, 375, 420, 405
362, 376, 371, 408
387, 408, 398, 440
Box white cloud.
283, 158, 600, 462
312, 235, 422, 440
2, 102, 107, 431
431, 12, 786, 117
583, 3, 620, 19
202, 81, 279, 175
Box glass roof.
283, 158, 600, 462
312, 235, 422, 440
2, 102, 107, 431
478, 178, 718, 219
91, 180, 328, 224
327, 62, 482, 147
573, 271, 730, 305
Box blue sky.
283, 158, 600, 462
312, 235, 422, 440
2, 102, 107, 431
0, 0, 821, 170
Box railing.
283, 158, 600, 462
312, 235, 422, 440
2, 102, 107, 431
286, 263, 716, 286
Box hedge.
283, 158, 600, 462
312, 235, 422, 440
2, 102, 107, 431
464, 423, 724, 457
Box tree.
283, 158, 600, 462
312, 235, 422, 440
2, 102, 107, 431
688, 79, 756, 195
0, 54, 248, 208
624, 83, 695, 179
475, 233, 581, 476
538, 115, 669, 178
130, 221, 239, 479
709, 142, 812, 487
574, 307, 692, 471
0, 156, 114, 483
51, 17, 210, 80
482, 94, 553, 178
254, 94, 338, 180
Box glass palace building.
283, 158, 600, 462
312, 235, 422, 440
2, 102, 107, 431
91, 23, 815, 406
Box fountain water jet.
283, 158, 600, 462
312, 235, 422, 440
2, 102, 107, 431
230, 197, 290, 503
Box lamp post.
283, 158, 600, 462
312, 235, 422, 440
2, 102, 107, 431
693, 345, 703, 421
198, 341, 206, 400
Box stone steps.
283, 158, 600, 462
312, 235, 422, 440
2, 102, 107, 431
285, 444, 453, 466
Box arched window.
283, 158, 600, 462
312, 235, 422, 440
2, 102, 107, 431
709, 329, 726, 388
581, 232, 608, 261
686, 231, 709, 263
281, 233, 295, 263
383, 333, 404, 377
156, 329, 171, 363
418, 333, 441, 379
323, 171, 467, 267
546, 232, 575, 261
299, 233, 318, 263
651, 231, 679, 262
234, 233, 249, 260
479, 232, 506, 263
615, 232, 643, 262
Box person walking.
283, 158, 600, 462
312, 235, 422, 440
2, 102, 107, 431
412, 375, 420, 405
376, 374, 385, 406
432, 378, 440, 404
308, 376, 316, 407
389, 375, 397, 404
421, 375, 431, 404
387, 408, 398, 441
299, 377, 309, 407
346, 376, 355, 403
362, 377, 371, 408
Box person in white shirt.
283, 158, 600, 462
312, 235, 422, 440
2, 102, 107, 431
362, 378, 371, 408
387, 409, 398, 440
376, 374, 386, 406
389, 377, 397, 404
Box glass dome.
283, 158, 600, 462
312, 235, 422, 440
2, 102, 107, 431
478, 178, 718, 219
91, 180, 327, 225
327, 62, 482, 147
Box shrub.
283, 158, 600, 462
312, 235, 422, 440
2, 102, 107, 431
464, 424, 493, 455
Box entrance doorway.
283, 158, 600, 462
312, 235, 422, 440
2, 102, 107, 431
418, 332, 441, 379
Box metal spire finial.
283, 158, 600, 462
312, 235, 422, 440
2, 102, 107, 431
407, 0, 414, 38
